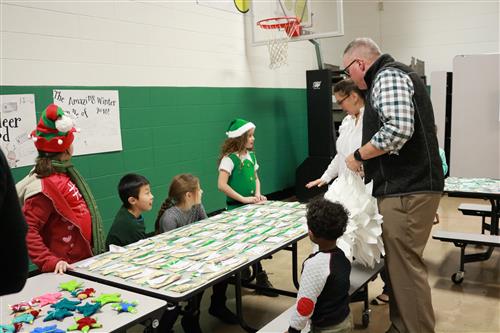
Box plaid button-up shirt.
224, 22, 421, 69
370, 68, 415, 154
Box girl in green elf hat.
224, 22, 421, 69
16, 104, 105, 274
217, 118, 278, 297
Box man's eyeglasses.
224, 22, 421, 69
342, 59, 359, 77
336, 94, 350, 105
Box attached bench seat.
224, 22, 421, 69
257, 260, 384, 332
433, 230, 500, 247
458, 203, 492, 216
432, 230, 500, 284
457, 203, 495, 234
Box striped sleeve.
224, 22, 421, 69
370, 68, 415, 154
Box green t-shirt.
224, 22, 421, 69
105, 206, 146, 249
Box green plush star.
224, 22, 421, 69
75, 302, 101, 317
111, 300, 138, 313
58, 280, 82, 292
50, 298, 81, 311
93, 293, 121, 306
43, 309, 73, 321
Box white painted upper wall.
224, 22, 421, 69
0, 0, 317, 87
323, 0, 499, 77
1, 0, 499, 87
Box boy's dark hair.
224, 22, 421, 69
118, 173, 150, 208
306, 197, 349, 240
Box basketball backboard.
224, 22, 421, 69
250, 0, 344, 45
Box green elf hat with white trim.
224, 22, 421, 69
30, 104, 77, 153
225, 118, 255, 138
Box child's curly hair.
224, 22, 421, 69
217, 130, 252, 165
306, 197, 349, 240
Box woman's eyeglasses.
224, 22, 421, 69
336, 94, 350, 105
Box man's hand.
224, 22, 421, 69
346, 153, 363, 173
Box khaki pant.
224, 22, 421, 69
311, 312, 353, 333
379, 193, 441, 333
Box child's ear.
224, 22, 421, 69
128, 196, 137, 206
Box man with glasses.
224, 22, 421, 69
342, 38, 444, 333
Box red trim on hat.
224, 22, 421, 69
33, 129, 75, 153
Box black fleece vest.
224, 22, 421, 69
362, 54, 444, 197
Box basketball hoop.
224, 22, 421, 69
257, 16, 301, 69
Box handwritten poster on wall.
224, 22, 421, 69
0, 94, 38, 168
53, 90, 122, 156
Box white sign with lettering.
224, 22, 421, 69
0, 94, 38, 168
53, 90, 122, 156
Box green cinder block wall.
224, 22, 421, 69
2, 86, 308, 235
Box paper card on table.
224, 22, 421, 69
108, 244, 128, 253
265, 236, 285, 243
76, 258, 97, 268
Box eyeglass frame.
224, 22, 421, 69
336, 93, 350, 106
342, 59, 359, 77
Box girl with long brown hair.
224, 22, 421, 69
155, 174, 238, 332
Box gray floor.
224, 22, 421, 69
132, 196, 500, 333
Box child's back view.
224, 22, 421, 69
105, 173, 153, 249
289, 197, 352, 333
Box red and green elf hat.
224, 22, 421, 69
225, 118, 255, 138
30, 104, 76, 153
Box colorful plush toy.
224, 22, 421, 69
73, 288, 96, 300
111, 300, 138, 314
75, 303, 101, 317
12, 310, 40, 324
93, 293, 121, 305
0, 323, 22, 333
58, 280, 82, 292
66, 317, 102, 333
30, 325, 65, 333
32, 292, 63, 307
50, 298, 81, 311
9, 301, 32, 313
43, 309, 73, 322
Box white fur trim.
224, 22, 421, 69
226, 122, 255, 138
55, 115, 74, 133
32, 137, 38, 142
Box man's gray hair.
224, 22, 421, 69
343, 37, 381, 60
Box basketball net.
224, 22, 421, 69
257, 17, 301, 70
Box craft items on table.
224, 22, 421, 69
43, 309, 73, 322
0, 323, 22, 333
58, 280, 83, 293
30, 325, 65, 333
12, 310, 40, 324
324, 173, 385, 268
92, 293, 122, 306
75, 201, 307, 295
111, 301, 138, 314
50, 298, 81, 311
32, 292, 62, 307
71, 288, 96, 300
9, 301, 33, 313
75, 302, 101, 317
66, 317, 102, 333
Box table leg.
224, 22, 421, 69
235, 270, 257, 333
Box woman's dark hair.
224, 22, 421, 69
118, 173, 150, 209
306, 197, 349, 240
333, 78, 365, 101
155, 174, 200, 234
34, 151, 65, 178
